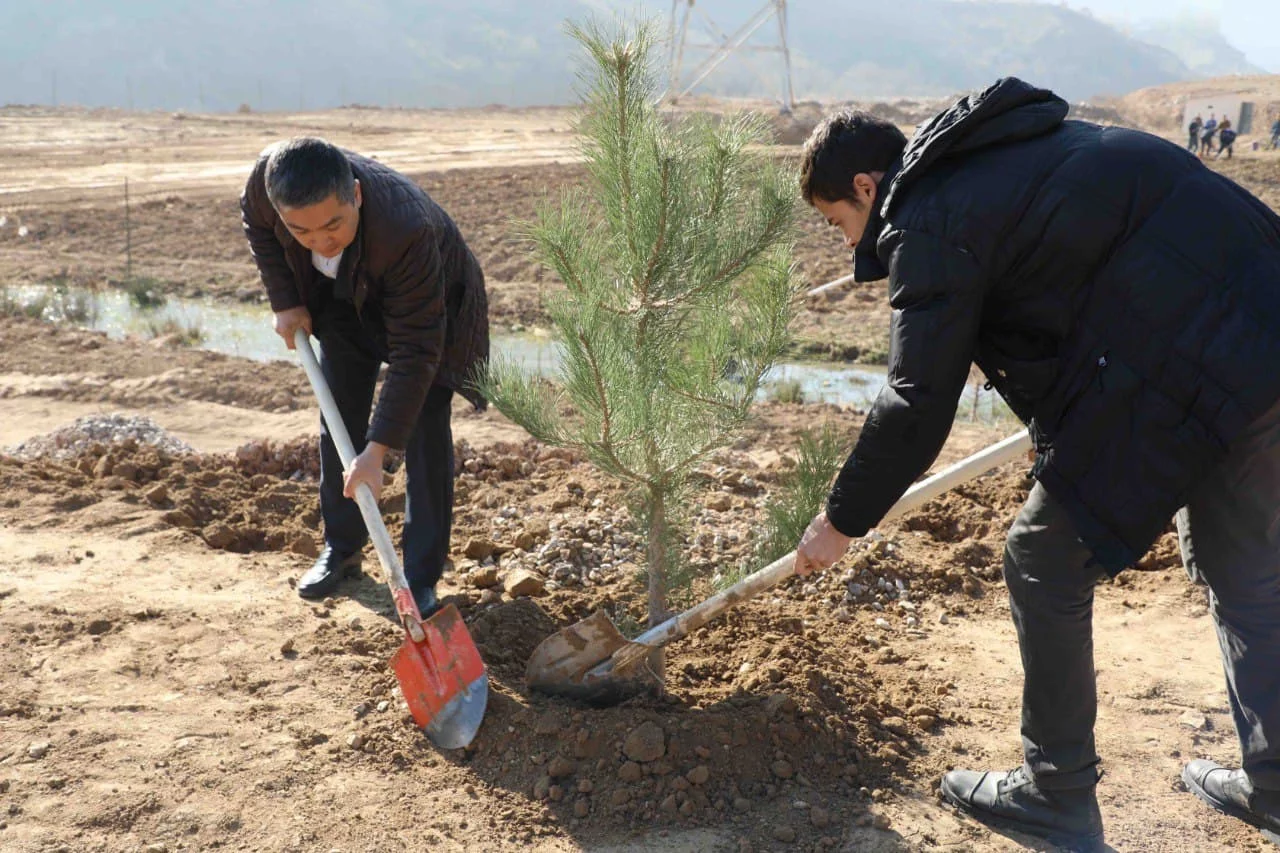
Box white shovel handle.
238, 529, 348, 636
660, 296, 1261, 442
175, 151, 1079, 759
629, 429, 1033, 650
293, 328, 425, 642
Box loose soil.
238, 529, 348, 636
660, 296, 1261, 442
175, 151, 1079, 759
2, 96, 1278, 852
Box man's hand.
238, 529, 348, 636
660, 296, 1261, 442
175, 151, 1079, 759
343, 443, 388, 502
793, 511, 853, 577
273, 306, 313, 349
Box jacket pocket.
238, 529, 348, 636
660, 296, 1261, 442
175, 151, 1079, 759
976, 341, 1061, 421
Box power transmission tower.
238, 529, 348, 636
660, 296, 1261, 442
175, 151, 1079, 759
663, 0, 795, 113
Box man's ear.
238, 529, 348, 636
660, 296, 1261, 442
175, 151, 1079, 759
852, 173, 877, 207
353, 179, 362, 209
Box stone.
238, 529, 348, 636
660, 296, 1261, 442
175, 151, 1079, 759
913, 714, 938, 730
287, 535, 319, 559
618, 761, 643, 783
771, 760, 794, 779
706, 493, 733, 512
573, 798, 590, 818
503, 570, 546, 598
280, 639, 296, 655
872, 813, 892, 830
346, 733, 365, 751
623, 721, 666, 763
27, 741, 50, 760
479, 589, 502, 605
1179, 710, 1208, 731
548, 756, 576, 778
143, 483, 169, 505
686, 765, 710, 786
610, 789, 630, 807
92, 455, 113, 478
470, 566, 499, 589
202, 522, 236, 549
86, 619, 112, 635
733, 797, 751, 812
810, 806, 831, 829
162, 509, 197, 528
880, 716, 910, 736
464, 538, 497, 560
772, 825, 797, 843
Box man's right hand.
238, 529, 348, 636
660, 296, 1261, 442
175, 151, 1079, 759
273, 306, 313, 349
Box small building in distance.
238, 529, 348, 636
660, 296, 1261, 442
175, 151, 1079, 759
1183, 95, 1255, 133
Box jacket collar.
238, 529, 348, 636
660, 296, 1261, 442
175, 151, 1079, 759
852, 159, 901, 282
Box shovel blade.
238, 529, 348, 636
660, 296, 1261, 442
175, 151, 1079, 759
525, 610, 657, 705
390, 603, 488, 749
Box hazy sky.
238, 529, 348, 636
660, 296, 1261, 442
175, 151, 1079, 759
1029, 0, 1280, 71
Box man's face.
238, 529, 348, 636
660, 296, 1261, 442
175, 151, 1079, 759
812, 172, 880, 251
277, 179, 362, 258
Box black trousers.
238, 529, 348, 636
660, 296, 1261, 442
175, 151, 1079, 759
314, 295, 454, 594
1006, 398, 1280, 791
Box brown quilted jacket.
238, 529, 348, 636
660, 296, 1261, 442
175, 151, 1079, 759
241, 149, 489, 450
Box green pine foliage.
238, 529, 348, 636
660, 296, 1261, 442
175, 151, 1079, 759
740, 425, 847, 578
475, 17, 800, 628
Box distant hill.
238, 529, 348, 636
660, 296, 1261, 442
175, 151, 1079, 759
0, 0, 1253, 111
1126, 15, 1267, 79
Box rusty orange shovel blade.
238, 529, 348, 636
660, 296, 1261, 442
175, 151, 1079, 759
390, 603, 488, 749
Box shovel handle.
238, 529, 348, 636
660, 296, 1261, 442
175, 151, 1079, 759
627, 429, 1033, 652
293, 329, 426, 643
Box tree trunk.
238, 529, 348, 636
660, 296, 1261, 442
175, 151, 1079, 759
645, 488, 670, 683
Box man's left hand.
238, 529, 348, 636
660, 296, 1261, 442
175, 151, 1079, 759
793, 511, 853, 576
343, 443, 388, 502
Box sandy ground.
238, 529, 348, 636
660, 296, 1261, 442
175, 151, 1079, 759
2, 91, 1279, 852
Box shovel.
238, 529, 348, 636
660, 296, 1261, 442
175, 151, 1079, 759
527, 428, 1033, 704
294, 328, 488, 748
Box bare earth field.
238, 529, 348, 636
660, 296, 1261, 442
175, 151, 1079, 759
2, 97, 1279, 852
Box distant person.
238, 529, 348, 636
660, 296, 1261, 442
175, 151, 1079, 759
240, 138, 490, 619
1200, 114, 1218, 157
1271, 117, 1280, 150
794, 79, 1280, 851
1218, 119, 1237, 160
1188, 114, 1203, 152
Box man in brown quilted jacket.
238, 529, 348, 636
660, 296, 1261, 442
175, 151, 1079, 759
241, 137, 489, 618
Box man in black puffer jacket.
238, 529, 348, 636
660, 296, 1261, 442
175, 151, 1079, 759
792, 78, 1280, 850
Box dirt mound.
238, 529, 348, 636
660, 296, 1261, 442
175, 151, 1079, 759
5, 412, 195, 459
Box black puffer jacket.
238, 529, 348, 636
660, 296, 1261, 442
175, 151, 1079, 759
825, 78, 1280, 572
242, 150, 489, 451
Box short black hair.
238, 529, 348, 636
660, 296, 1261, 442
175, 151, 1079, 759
264, 137, 356, 209
799, 111, 908, 206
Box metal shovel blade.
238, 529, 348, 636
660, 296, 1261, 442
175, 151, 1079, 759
390, 604, 488, 749
525, 610, 659, 705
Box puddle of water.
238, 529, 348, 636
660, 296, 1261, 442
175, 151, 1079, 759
4, 283, 1014, 419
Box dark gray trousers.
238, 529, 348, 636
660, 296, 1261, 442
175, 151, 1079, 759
1006, 399, 1280, 791
315, 295, 455, 595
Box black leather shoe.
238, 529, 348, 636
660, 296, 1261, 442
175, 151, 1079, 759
940, 766, 1104, 851
1184, 759, 1280, 837
413, 585, 442, 620
297, 547, 361, 599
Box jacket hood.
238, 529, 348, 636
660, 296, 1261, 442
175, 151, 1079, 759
882, 77, 1069, 215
